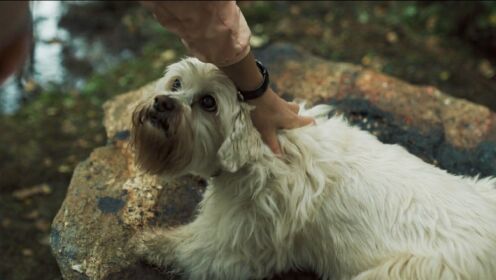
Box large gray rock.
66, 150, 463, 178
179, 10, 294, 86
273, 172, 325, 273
51, 43, 496, 280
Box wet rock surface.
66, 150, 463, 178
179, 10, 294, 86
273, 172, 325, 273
51, 43, 496, 280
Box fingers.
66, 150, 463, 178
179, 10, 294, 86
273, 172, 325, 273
260, 114, 313, 155
282, 114, 315, 130
299, 115, 316, 126
288, 102, 300, 114
286, 102, 315, 128
295, 115, 315, 128
249, 90, 316, 155
261, 130, 282, 155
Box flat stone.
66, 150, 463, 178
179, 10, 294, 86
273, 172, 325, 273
51, 43, 496, 280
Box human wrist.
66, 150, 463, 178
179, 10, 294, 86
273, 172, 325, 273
236, 60, 270, 101
220, 52, 263, 92
246, 87, 276, 105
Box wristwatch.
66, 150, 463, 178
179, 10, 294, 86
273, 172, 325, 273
237, 60, 270, 101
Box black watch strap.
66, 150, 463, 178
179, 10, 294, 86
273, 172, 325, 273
237, 60, 270, 101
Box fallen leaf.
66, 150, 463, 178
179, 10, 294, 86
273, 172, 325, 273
12, 184, 52, 200
22, 249, 33, 257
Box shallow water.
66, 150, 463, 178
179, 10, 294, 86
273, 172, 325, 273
1, 1, 65, 114
0, 1, 136, 114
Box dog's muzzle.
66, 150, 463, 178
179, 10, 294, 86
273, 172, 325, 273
148, 95, 178, 130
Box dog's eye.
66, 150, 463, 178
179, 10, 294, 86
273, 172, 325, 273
200, 95, 217, 112
171, 78, 181, 92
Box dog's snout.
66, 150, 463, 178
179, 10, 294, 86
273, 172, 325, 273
154, 95, 176, 112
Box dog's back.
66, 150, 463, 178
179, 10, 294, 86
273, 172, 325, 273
131, 57, 496, 279
277, 108, 496, 279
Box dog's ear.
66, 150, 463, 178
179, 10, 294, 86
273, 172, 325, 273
217, 104, 262, 172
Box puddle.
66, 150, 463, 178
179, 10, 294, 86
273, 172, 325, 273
0, 77, 21, 114
32, 1, 67, 84
0, 1, 63, 114
0, 1, 135, 115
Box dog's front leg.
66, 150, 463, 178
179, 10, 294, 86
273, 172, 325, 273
132, 222, 257, 280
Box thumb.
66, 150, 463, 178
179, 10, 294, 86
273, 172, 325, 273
284, 115, 315, 130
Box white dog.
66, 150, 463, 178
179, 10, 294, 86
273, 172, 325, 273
130, 57, 496, 280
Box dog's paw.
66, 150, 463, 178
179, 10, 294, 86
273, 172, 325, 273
129, 229, 177, 266
128, 230, 185, 277
129, 230, 154, 258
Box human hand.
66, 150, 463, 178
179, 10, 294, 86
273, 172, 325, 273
138, 2, 313, 154
248, 89, 315, 155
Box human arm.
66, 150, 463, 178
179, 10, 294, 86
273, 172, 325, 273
219, 52, 314, 154
140, 1, 314, 154
0, 1, 31, 85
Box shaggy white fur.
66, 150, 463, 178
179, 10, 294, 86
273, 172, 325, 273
131, 58, 496, 280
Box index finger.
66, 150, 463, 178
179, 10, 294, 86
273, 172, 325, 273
262, 131, 282, 155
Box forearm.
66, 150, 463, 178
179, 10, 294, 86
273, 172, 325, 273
0, 2, 31, 84
141, 1, 251, 67
141, 0, 315, 155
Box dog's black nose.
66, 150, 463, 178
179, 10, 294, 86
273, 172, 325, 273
154, 95, 176, 112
